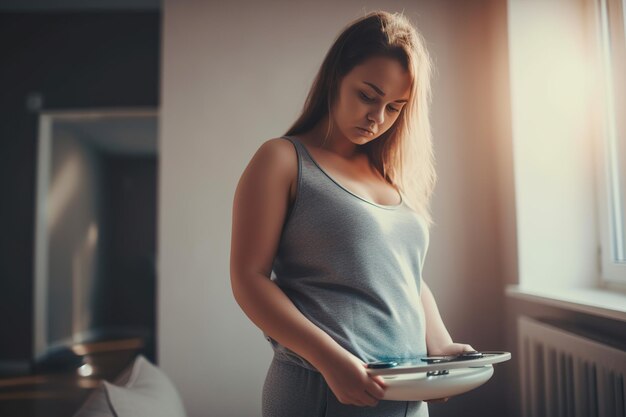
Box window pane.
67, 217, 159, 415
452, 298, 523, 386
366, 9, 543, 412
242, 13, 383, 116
600, 0, 626, 263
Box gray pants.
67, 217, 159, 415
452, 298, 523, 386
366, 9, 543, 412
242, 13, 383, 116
262, 355, 429, 417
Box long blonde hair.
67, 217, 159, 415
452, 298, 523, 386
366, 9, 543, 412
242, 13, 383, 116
284, 11, 436, 228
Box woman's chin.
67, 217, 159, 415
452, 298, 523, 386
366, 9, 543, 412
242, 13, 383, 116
349, 131, 372, 144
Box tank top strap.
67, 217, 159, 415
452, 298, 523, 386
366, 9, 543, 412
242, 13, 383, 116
280, 135, 312, 164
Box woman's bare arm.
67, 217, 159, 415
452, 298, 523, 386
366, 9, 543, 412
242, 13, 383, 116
420, 280, 475, 402
230, 138, 386, 406
230, 139, 337, 367
421, 280, 474, 355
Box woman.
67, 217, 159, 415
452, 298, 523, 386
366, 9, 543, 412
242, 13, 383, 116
230, 10, 474, 417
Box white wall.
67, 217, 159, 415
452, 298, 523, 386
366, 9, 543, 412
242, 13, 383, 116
159, 1, 508, 416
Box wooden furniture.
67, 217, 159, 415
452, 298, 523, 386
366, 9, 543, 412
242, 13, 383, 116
0, 338, 144, 417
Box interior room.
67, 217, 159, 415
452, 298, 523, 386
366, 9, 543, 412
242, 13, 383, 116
0, 1, 624, 416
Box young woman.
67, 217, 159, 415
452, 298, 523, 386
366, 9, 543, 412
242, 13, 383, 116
230, 10, 474, 417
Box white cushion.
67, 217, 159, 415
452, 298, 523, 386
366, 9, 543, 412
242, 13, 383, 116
72, 381, 115, 417
74, 355, 187, 417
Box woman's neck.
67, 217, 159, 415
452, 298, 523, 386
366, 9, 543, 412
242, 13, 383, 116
301, 116, 365, 161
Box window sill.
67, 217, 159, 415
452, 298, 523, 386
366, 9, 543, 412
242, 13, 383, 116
505, 285, 626, 323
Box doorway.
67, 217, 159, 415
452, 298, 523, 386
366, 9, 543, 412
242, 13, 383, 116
33, 108, 158, 367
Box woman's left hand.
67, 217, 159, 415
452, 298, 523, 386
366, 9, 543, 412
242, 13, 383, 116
428, 342, 475, 356
424, 342, 476, 403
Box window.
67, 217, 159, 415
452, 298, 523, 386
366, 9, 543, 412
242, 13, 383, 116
505, 0, 626, 321
595, 0, 626, 287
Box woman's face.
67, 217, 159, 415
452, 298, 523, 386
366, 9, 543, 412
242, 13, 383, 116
331, 55, 412, 145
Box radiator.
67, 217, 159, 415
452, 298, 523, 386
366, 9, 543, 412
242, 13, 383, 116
518, 316, 626, 417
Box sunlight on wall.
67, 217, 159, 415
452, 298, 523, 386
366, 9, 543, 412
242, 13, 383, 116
508, 0, 600, 290
72, 222, 99, 341
47, 153, 81, 231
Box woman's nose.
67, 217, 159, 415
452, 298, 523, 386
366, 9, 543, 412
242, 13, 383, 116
368, 107, 385, 126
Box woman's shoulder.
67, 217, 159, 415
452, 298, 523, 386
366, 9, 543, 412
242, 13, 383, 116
246, 137, 298, 201
253, 137, 298, 168
259, 136, 295, 151
246, 137, 298, 197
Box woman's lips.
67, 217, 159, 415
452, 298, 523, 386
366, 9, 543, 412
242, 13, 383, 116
357, 127, 374, 136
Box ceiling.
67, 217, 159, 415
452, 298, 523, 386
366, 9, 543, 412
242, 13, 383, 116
0, 0, 161, 11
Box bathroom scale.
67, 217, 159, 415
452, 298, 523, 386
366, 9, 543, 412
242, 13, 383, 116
364, 351, 511, 401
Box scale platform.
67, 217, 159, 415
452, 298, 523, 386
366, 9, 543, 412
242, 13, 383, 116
365, 351, 511, 401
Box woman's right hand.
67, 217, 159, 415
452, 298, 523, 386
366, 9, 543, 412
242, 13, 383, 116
315, 349, 387, 407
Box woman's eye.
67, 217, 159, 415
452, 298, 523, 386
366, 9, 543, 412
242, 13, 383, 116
359, 91, 375, 102
359, 92, 400, 113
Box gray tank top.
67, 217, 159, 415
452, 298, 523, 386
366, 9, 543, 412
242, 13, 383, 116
265, 135, 429, 371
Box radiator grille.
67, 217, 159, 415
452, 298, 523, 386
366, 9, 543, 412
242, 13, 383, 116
519, 316, 626, 417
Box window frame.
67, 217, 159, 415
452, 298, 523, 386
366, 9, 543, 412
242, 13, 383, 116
594, 0, 626, 288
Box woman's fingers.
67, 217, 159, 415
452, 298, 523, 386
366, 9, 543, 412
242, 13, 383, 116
345, 377, 383, 407
346, 370, 385, 406
370, 375, 387, 393
434, 342, 476, 355
358, 388, 382, 406
360, 363, 387, 404
453, 343, 473, 354
342, 390, 379, 407
322, 354, 390, 407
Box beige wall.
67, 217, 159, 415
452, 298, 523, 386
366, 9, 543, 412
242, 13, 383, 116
159, 1, 511, 416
